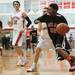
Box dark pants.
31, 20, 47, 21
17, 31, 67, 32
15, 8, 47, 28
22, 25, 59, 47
49, 33, 64, 47
26, 38, 31, 50
2, 36, 10, 50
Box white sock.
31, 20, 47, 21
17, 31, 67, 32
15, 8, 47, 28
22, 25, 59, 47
31, 62, 36, 69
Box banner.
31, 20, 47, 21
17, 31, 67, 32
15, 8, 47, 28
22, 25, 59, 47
63, 2, 70, 9
72, 2, 75, 8
57, 2, 62, 9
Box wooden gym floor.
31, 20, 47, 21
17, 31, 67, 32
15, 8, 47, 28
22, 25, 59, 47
0, 49, 75, 75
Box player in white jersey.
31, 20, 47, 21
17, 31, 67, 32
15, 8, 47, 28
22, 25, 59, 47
27, 3, 75, 72
37, 23, 55, 50
27, 22, 55, 72
8, 1, 31, 67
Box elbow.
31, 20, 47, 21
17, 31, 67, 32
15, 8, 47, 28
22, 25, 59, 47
27, 21, 32, 27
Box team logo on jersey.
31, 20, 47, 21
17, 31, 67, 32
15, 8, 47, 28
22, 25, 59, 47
13, 16, 20, 25
47, 22, 57, 33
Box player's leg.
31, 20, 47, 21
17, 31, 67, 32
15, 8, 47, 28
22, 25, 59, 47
57, 36, 71, 60
50, 33, 75, 72
27, 46, 42, 72
13, 30, 27, 67
55, 38, 75, 72
27, 38, 55, 72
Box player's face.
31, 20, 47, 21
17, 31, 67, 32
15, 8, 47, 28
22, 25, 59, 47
47, 7, 56, 15
13, 2, 20, 10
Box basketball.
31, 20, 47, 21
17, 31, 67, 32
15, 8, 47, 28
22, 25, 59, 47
56, 23, 70, 35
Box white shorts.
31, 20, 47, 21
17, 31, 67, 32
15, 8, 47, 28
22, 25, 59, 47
12, 29, 25, 46
37, 36, 55, 51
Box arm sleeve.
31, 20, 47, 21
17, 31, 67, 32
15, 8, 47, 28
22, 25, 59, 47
34, 15, 46, 24
25, 16, 32, 27
0, 21, 2, 28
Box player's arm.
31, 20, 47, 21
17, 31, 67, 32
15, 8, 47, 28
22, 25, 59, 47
34, 14, 46, 24
34, 16, 43, 24
35, 22, 42, 36
34, 15, 45, 34
22, 12, 32, 28
8, 17, 13, 27
34, 15, 44, 32
37, 22, 42, 32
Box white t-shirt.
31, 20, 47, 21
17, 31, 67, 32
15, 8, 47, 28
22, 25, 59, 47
11, 10, 26, 31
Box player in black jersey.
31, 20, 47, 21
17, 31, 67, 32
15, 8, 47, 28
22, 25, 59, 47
27, 3, 75, 72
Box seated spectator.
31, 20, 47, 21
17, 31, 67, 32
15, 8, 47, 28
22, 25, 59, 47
0, 20, 3, 56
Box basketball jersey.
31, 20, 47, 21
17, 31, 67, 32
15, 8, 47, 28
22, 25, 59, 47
39, 23, 50, 39
12, 10, 25, 31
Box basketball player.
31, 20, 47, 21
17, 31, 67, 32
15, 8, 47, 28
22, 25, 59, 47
35, 5, 71, 60
8, 1, 31, 67
27, 3, 75, 72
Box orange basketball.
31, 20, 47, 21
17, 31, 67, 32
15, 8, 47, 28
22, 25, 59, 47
56, 23, 70, 35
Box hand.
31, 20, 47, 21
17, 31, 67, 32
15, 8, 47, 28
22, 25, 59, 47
8, 21, 13, 27
21, 27, 27, 32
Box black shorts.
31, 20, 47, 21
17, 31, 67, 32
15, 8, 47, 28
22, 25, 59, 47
26, 38, 31, 48
49, 33, 64, 48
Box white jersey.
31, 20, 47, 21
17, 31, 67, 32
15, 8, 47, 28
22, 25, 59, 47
11, 10, 27, 46
11, 10, 25, 31
37, 22, 55, 50
40, 23, 50, 39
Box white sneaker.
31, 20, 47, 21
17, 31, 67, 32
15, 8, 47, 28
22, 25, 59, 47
27, 63, 36, 72
17, 56, 28, 66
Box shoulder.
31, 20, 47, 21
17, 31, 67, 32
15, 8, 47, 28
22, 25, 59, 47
56, 13, 68, 24
56, 13, 67, 20
56, 13, 62, 17
56, 13, 65, 18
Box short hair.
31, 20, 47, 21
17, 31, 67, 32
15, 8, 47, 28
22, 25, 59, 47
0, 21, 3, 28
13, 1, 20, 6
49, 3, 58, 11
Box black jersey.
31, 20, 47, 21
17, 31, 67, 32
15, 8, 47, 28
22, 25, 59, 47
34, 13, 68, 48
34, 13, 68, 34
34, 13, 71, 59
